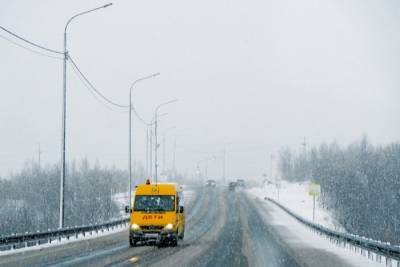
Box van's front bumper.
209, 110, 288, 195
130, 230, 177, 243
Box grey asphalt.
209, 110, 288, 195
188, 190, 298, 267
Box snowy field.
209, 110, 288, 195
247, 181, 344, 231
0, 186, 195, 256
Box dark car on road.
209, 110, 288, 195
205, 179, 217, 187
228, 181, 237, 191
236, 179, 245, 188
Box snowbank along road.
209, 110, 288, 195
0, 186, 381, 267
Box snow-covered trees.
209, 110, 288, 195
0, 159, 130, 236
278, 137, 400, 245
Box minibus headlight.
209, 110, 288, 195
164, 224, 174, 230
131, 224, 140, 231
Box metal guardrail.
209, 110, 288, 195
266, 198, 400, 266
0, 217, 129, 251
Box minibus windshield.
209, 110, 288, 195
134, 195, 175, 212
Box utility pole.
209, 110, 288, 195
154, 99, 178, 184
59, 3, 112, 229
146, 127, 149, 177
161, 126, 175, 179
155, 113, 158, 183
197, 155, 215, 184
147, 113, 167, 178
128, 73, 159, 210
149, 126, 153, 178
221, 142, 232, 185
172, 138, 176, 180
59, 19, 67, 230
196, 164, 201, 183
128, 95, 132, 207
162, 133, 166, 175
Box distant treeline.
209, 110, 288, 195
278, 136, 400, 245
0, 159, 136, 236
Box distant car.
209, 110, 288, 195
236, 179, 245, 188
228, 182, 237, 191
205, 179, 217, 187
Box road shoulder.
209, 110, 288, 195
246, 193, 382, 267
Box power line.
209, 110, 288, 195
0, 24, 148, 120
0, 33, 63, 60
69, 55, 156, 123
68, 55, 129, 109
0, 25, 151, 122
0, 25, 63, 55
68, 60, 128, 114
131, 106, 152, 126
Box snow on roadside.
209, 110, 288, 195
247, 193, 387, 267
0, 191, 129, 257
247, 181, 344, 231
0, 223, 127, 257
112, 192, 129, 217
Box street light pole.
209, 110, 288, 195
154, 99, 178, 184
146, 127, 149, 177
59, 3, 112, 229
221, 142, 232, 185
205, 155, 216, 180
197, 155, 215, 184
162, 126, 176, 177
149, 125, 153, 177
128, 73, 159, 210
163, 133, 166, 175
172, 138, 176, 180
147, 113, 167, 178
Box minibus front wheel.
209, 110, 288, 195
129, 238, 137, 247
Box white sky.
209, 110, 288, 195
0, 0, 399, 180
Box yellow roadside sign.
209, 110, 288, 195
308, 182, 321, 197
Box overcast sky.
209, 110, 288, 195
1, 0, 399, 180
